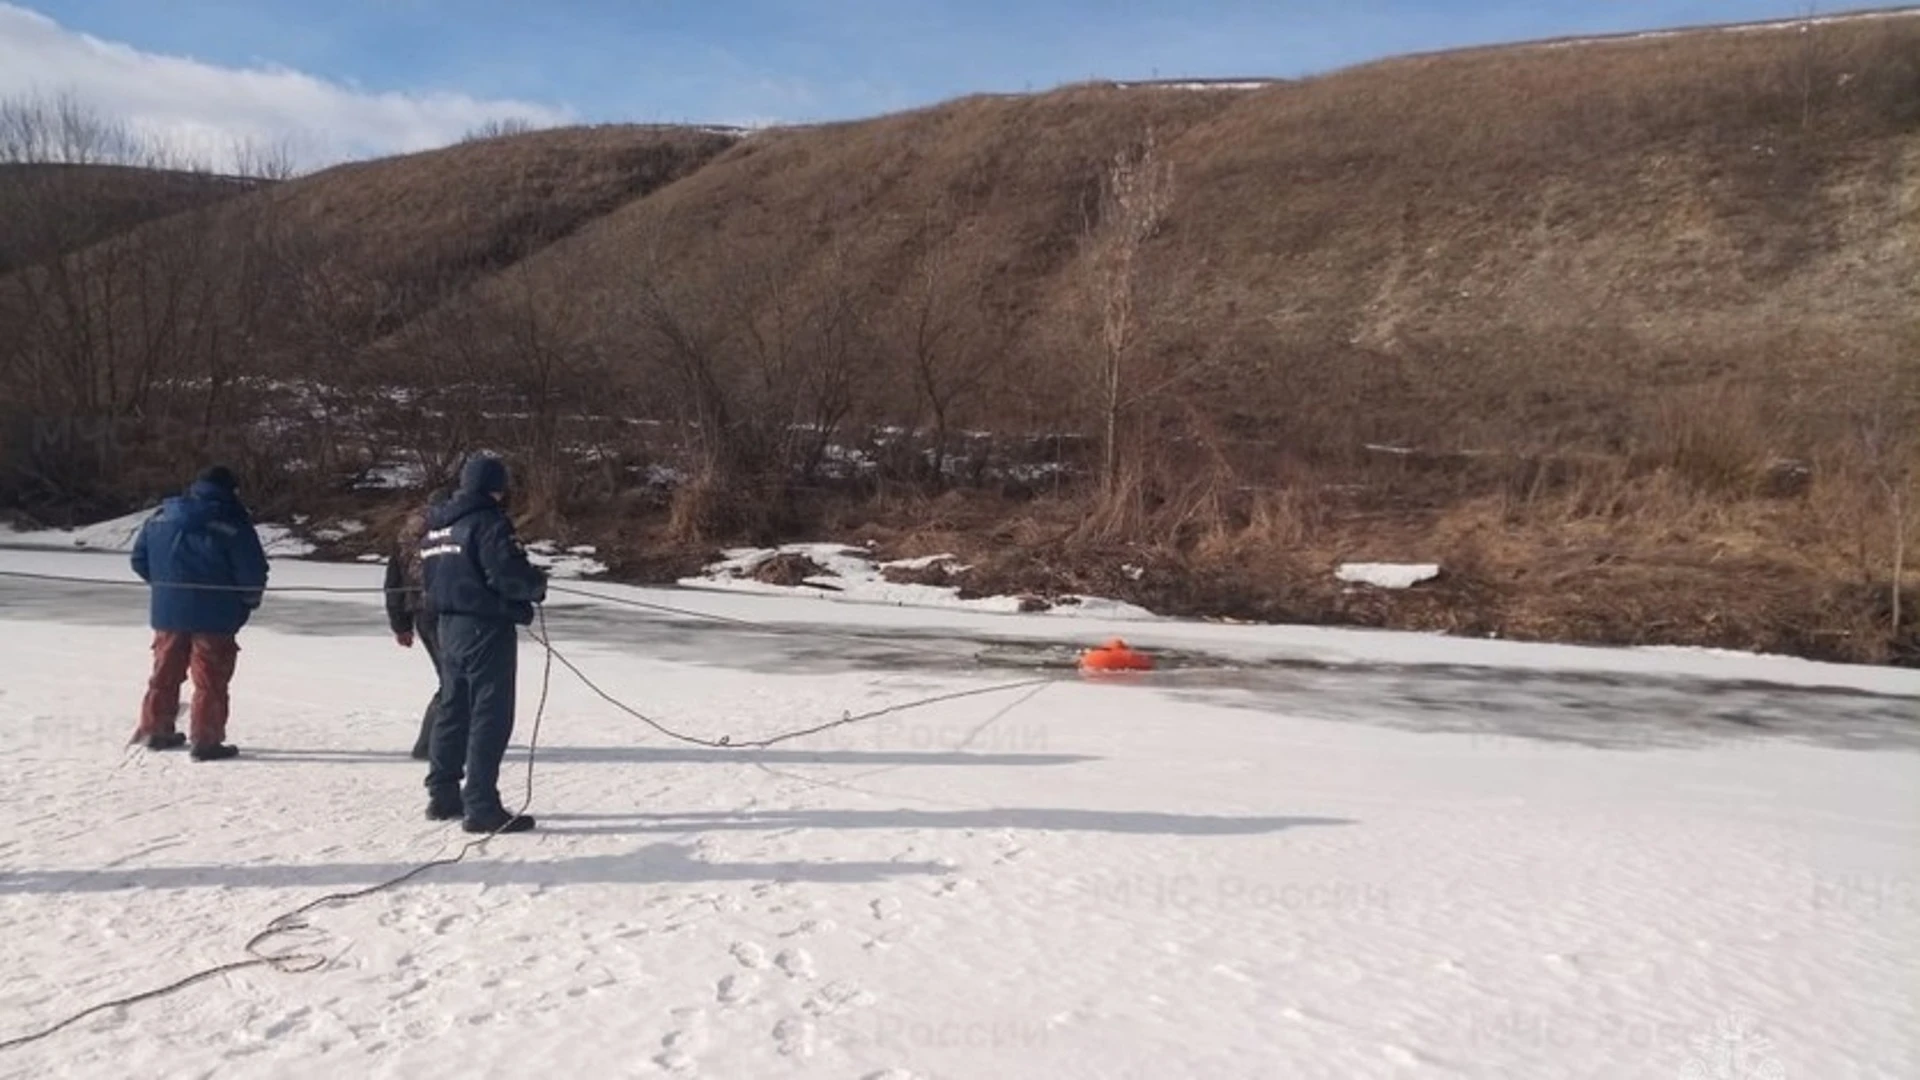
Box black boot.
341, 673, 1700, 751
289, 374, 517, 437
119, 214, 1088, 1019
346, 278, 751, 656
145, 732, 187, 751
426, 791, 462, 821
463, 810, 535, 834
190, 742, 238, 761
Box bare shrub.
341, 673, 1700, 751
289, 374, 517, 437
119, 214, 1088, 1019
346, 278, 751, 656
463, 117, 542, 142
1640, 384, 1777, 496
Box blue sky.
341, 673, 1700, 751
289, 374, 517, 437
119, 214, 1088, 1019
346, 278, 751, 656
15, 1, 1884, 125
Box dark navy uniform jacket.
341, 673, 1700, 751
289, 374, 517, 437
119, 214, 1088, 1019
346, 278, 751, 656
420, 489, 547, 626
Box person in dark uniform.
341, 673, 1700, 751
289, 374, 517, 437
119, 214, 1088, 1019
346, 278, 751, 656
419, 454, 547, 833
384, 487, 451, 759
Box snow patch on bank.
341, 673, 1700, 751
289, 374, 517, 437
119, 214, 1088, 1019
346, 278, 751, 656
680, 542, 1156, 620
1337, 562, 1441, 589
526, 541, 608, 579
0, 509, 316, 557
312, 521, 367, 543
353, 462, 429, 491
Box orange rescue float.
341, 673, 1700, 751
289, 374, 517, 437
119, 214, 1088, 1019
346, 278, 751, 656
1078, 638, 1155, 674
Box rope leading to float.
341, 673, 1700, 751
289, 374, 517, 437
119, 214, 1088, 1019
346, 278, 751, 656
0, 571, 1073, 1054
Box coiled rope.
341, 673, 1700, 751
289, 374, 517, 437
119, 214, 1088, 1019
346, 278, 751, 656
0, 567, 1063, 1052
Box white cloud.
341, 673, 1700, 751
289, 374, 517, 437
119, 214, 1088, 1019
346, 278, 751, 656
0, 3, 573, 172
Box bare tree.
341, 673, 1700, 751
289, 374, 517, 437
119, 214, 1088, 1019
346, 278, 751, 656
0, 92, 303, 506
228, 134, 302, 181
792, 267, 874, 483
1083, 127, 1174, 495
892, 233, 1003, 486
0, 91, 145, 165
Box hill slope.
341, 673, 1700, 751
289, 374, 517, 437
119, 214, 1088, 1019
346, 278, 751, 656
3, 13, 1917, 662
0, 124, 739, 424
447, 11, 1916, 456
0, 163, 259, 275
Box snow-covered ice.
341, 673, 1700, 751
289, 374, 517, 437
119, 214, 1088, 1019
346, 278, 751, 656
0, 543, 1916, 1078
3, 538, 1920, 1076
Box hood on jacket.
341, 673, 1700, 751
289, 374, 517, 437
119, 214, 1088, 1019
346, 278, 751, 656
429, 488, 500, 530
158, 477, 248, 530
459, 455, 509, 498
196, 465, 239, 493
185, 479, 243, 505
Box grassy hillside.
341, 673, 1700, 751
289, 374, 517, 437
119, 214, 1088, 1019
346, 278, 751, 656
234, 124, 742, 341
4, 13, 1917, 662
0, 163, 258, 275
0, 124, 738, 505
470, 13, 1916, 453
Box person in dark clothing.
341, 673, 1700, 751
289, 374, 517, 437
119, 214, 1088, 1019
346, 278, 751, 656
420, 454, 547, 833
385, 488, 451, 759
129, 465, 268, 761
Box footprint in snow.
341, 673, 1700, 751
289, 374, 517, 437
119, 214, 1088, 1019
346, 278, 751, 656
932, 878, 977, 899
802, 980, 876, 1017
731, 941, 769, 969
653, 1049, 695, 1073
773, 1016, 816, 1059
781, 918, 834, 938
260, 1006, 312, 1040
869, 897, 902, 921
653, 1008, 710, 1072
775, 948, 815, 979
863, 925, 916, 951
717, 973, 760, 1006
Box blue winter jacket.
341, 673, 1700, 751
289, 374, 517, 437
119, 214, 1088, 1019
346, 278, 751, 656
420, 490, 547, 626
130, 480, 270, 634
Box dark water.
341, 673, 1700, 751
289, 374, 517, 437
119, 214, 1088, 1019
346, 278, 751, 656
3, 555, 1915, 755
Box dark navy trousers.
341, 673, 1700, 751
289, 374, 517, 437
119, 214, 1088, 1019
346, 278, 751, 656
410, 609, 443, 759
427, 614, 518, 819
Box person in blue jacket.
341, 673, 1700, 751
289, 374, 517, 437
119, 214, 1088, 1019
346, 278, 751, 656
420, 454, 547, 833
129, 465, 269, 760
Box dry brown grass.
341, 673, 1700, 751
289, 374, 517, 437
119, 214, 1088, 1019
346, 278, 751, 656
0, 163, 256, 274
247, 125, 737, 323
3, 15, 1918, 662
